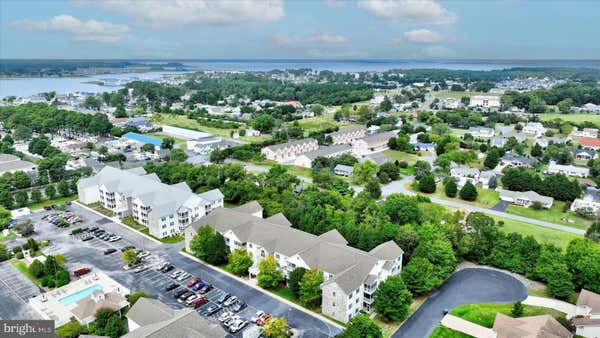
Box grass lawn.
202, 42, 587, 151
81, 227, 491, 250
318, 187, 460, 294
383, 150, 421, 165
408, 181, 500, 208
374, 296, 427, 338
492, 215, 581, 249
432, 91, 500, 100
27, 196, 77, 211
287, 113, 359, 133
85, 202, 114, 217
283, 165, 313, 178
429, 326, 472, 338
0, 231, 16, 241
140, 228, 184, 244
538, 113, 600, 124
154, 114, 270, 143
505, 201, 591, 230
12, 260, 40, 285
449, 303, 565, 328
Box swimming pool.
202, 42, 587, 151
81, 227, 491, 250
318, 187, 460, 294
58, 284, 103, 306
105, 140, 120, 147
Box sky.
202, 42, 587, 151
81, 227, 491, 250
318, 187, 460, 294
1, 0, 599, 60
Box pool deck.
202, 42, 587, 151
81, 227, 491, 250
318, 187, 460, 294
29, 270, 130, 327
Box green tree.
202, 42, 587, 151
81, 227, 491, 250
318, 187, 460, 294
122, 249, 140, 266
288, 267, 307, 298
382, 194, 422, 225
379, 96, 393, 111
546, 264, 575, 300
531, 143, 543, 157
365, 179, 382, 199
444, 179, 458, 197
299, 269, 323, 307
103, 315, 126, 338
140, 143, 155, 153
189, 225, 228, 265
161, 137, 175, 149
257, 255, 284, 289
373, 276, 413, 322
30, 189, 42, 203
585, 221, 600, 243
418, 174, 436, 193
57, 180, 70, 197
511, 301, 524, 317
227, 249, 253, 276
126, 291, 148, 306
484, 148, 500, 169
94, 309, 114, 331
13, 171, 32, 189
459, 181, 477, 201
252, 114, 275, 133
401, 257, 438, 295
352, 161, 379, 185
312, 104, 325, 115
262, 316, 290, 338
28, 259, 45, 278
338, 314, 382, 338
45, 184, 56, 200
169, 149, 187, 162
15, 191, 28, 207
0, 190, 13, 209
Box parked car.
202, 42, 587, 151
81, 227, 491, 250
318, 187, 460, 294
229, 319, 247, 333
137, 251, 151, 259
203, 304, 222, 316
173, 289, 187, 299
231, 300, 246, 313
43, 205, 52, 210
177, 272, 191, 281
133, 265, 147, 273
161, 264, 174, 273
89, 227, 99, 232
187, 277, 202, 288
108, 236, 121, 242
191, 296, 209, 309
177, 291, 194, 303
156, 262, 169, 271
164, 283, 178, 292
191, 281, 206, 292
218, 311, 235, 322
256, 313, 272, 326
216, 292, 231, 304
184, 294, 199, 306
73, 267, 90, 277
104, 248, 117, 255
224, 296, 238, 307
222, 315, 240, 328
251, 311, 264, 323
199, 284, 213, 294
170, 270, 183, 279
81, 235, 93, 241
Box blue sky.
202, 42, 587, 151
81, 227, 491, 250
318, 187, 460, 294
1, 0, 599, 59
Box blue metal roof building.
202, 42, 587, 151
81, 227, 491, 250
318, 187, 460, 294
121, 132, 163, 147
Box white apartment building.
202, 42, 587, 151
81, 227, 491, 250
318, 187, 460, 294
522, 122, 547, 137
184, 201, 403, 323
78, 166, 223, 239
294, 144, 352, 168
261, 138, 319, 163
326, 127, 366, 145
352, 131, 396, 156
469, 95, 501, 109
547, 161, 589, 178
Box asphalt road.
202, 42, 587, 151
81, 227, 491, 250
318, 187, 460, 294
392, 268, 527, 338
31, 204, 341, 337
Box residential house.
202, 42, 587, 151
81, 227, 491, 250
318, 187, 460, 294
572, 289, 600, 338
125, 298, 226, 338
359, 152, 391, 166
580, 137, 600, 151
493, 313, 572, 338
500, 155, 535, 168
479, 171, 499, 189
490, 137, 507, 148
469, 95, 501, 110
522, 122, 547, 137
261, 138, 319, 163
572, 149, 596, 161
497, 188, 554, 208
334, 164, 354, 177
577, 103, 600, 113
77, 166, 223, 239
0, 154, 36, 175
547, 161, 589, 178
413, 142, 435, 152
571, 127, 599, 139
71, 290, 128, 325
535, 137, 565, 148
468, 127, 495, 138
570, 195, 600, 215
326, 127, 366, 145
352, 131, 396, 156
294, 144, 352, 168
184, 201, 403, 323
495, 124, 515, 137
187, 136, 224, 154
450, 165, 481, 189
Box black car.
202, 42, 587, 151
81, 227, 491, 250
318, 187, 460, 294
82, 236, 93, 242
203, 304, 222, 316
178, 291, 194, 302
231, 300, 246, 313
89, 227, 99, 232
199, 284, 213, 294
216, 292, 231, 304
164, 283, 179, 291
121, 245, 135, 252
161, 264, 174, 273
173, 289, 187, 298
104, 248, 117, 255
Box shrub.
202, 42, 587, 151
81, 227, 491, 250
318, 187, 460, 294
16, 252, 24, 259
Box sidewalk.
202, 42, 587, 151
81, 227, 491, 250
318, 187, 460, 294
523, 296, 576, 318
179, 250, 344, 331
440, 314, 495, 338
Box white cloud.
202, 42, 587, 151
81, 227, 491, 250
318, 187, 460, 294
357, 0, 457, 25
10, 15, 129, 43
75, 0, 284, 28
325, 0, 347, 8
401, 29, 446, 44
273, 31, 348, 45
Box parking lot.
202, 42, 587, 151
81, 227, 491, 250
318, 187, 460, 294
0, 261, 41, 320
28, 203, 341, 337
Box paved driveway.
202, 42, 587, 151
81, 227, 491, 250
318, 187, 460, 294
491, 200, 511, 212
392, 268, 527, 338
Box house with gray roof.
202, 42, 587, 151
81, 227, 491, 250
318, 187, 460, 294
294, 144, 352, 168
497, 188, 554, 208
326, 127, 366, 145
490, 137, 507, 148
547, 161, 589, 178
261, 138, 319, 163
468, 127, 495, 138
352, 131, 396, 156
125, 298, 226, 338
334, 164, 354, 177
359, 152, 391, 166
0, 153, 36, 175
77, 166, 223, 239
184, 201, 403, 323
500, 154, 535, 168
573, 289, 600, 338
572, 148, 596, 161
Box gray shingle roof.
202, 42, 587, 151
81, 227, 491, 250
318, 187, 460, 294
263, 138, 317, 152
301, 144, 351, 160
265, 213, 292, 227
232, 200, 263, 215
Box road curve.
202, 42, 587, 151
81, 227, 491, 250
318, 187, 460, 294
392, 268, 527, 338
383, 176, 585, 235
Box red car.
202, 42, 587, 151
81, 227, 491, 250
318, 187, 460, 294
73, 267, 90, 277
187, 277, 201, 287
192, 296, 209, 308
256, 313, 272, 326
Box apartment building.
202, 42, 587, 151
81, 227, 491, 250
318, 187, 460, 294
184, 201, 403, 323
261, 138, 319, 163
352, 131, 396, 156
570, 127, 599, 138
326, 127, 366, 145
469, 95, 501, 109
78, 166, 223, 239
294, 144, 352, 168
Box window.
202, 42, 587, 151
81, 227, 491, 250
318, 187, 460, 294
248, 243, 253, 248
261, 250, 265, 258
332, 292, 336, 297
332, 302, 335, 307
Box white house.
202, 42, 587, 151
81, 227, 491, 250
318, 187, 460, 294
522, 122, 547, 137
78, 166, 223, 239
572, 289, 600, 338
468, 127, 495, 138
571, 127, 599, 139
184, 201, 403, 323
469, 95, 501, 110
547, 161, 589, 178
497, 188, 554, 208
326, 127, 366, 145
572, 149, 596, 161
261, 138, 319, 163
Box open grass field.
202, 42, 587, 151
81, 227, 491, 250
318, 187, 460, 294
538, 113, 600, 124
27, 196, 77, 211
492, 215, 581, 249
288, 113, 359, 133
505, 201, 591, 230
430, 326, 472, 338
154, 114, 271, 143
432, 91, 500, 100
449, 303, 564, 328
383, 150, 421, 165
408, 181, 500, 208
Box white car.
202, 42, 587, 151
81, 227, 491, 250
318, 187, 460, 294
137, 251, 151, 259
229, 319, 248, 333
251, 311, 264, 323
224, 296, 238, 307
177, 272, 191, 281
108, 236, 121, 242
218, 311, 235, 322
184, 294, 199, 306
222, 315, 240, 328
133, 265, 147, 273
170, 270, 183, 279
